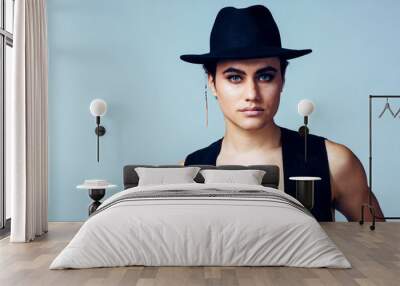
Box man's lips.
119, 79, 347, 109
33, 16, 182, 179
239, 107, 265, 116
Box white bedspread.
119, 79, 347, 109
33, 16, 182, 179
50, 183, 351, 269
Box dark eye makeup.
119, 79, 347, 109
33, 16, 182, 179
257, 73, 275, 81
227, 74, 242, 82
225, 73, 275, 83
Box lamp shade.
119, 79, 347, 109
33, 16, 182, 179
297, 99, 315, 116
90, 99, 107, 117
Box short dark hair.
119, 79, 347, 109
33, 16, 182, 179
203, 59, 289, 84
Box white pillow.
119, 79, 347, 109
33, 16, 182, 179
135, 167, 201, 186
200, 169, 266, 185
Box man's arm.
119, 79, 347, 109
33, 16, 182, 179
325, 140, 384, 221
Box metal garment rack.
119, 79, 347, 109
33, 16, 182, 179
360, 95, 400, 230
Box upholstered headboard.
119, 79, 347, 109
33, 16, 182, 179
123, 165, 280, 189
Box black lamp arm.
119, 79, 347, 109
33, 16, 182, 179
94, 116, 106, 162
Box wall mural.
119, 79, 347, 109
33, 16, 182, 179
47, 1, 400, 222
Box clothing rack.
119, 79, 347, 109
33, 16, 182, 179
360, 95, 400, 230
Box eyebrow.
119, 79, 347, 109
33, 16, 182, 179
222, 66, 278, 75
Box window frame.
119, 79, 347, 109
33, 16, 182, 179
0, 0, 14, 231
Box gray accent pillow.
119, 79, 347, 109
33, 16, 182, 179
200, 169, 266, 185
135, 167, 201, 186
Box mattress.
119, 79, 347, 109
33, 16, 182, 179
50, 183, 351, 269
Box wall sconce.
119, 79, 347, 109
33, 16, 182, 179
297, 99, 315, 163
90, 99, 107, 162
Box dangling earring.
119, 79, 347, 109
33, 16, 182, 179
204, 72, 209, 128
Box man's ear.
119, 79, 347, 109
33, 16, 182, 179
208, 74, 217, 98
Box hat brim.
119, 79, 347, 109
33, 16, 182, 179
180, 46, 312, 64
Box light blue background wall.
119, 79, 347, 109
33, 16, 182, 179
47, 0, 400, 221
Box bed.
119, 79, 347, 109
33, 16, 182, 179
49, 165, 350, 269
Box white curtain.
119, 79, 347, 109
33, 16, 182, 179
8, 0, 48, 242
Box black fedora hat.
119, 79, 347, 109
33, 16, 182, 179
180, 5, 312, 64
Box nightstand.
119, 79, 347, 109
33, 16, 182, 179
77, 180, 117, 215
289, 176, 321, 210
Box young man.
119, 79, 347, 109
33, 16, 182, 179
180, 5, 384, 222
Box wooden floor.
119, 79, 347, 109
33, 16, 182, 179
0, 222, 399, 286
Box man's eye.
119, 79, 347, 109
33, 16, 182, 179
228, 75, 242, 82
258, 74, 274, 81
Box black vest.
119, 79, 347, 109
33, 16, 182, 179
184, 127, 333, 221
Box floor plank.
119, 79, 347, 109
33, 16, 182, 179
0, 222, 399, 286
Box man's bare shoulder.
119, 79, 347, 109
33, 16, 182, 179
324, 139, 367, 201
324, 139, 356, 171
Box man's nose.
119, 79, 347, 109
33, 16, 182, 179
245, 79, 261, 101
